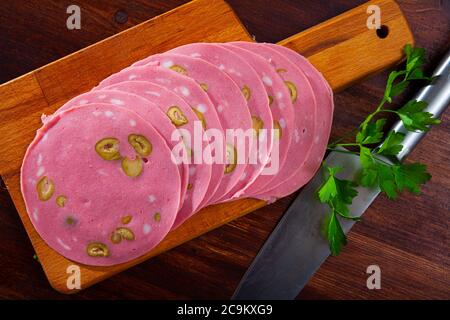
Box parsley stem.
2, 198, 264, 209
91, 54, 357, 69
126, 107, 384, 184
380, 109, 398, 115
327, 147, 393, 166
360, 99, 387, 129
328, 128, 359, 147
371, 154, 394, 166
331, 143, 360, 147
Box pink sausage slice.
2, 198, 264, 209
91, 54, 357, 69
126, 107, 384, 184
100, 81, 214, 228
21, 104, 181, 266
220, 43, 296, 197
134, 54, 254, 204
167, 44, 275, 201
257, 43, 334, 201
53, 89, 213, 228
48, 90, 189, 213
96, 65, 250, 206
230, 42, 317, 197
95, 66, 223, 210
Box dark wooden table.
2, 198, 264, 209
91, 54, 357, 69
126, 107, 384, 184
0, 0, 449, 299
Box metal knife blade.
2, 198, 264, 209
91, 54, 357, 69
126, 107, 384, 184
232, 150, 379, 300
232, 49, 450, 300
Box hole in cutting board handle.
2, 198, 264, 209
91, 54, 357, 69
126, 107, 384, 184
376, 25, 389, 39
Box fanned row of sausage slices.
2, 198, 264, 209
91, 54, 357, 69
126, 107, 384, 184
21, 42, 333, 266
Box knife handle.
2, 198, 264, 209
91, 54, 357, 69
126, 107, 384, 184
391, 49, 450, 162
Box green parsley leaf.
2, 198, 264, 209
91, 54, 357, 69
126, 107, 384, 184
332, 178, 360, 220
397, 100, 441, 131
318, 165, 357, 207
318, 164, 360, 254
393, 163, 431, 194
390, 80, 409, 98
325, 211, 347, 256
359, 151, 398, 199
335, 178, 358, 204
376, 163, 398, 199
356, 119, 386, 145
404, 44, 426, 76
359, 166, 378, 187
317, 165, 341, 203
377, 131, 405, 155
318, 174, 337, 203
384, 45, 428, 102
407, 68, 432, 81
384, 70, 406, 102
319, 45, 438, 256
359, 146, 374, 169
360, 160, 431, 200
332, 196, 361, 223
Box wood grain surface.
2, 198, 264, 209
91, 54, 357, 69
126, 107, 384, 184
0, 0, 449, 299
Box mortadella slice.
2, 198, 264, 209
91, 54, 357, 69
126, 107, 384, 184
166, 45, 274, 202
256, 43, 334, 200
95, 66, 223, 210
47, 90, 190, 213
21, 103, 181, 266
229, 42, 317, 197
219, 43, 296, 197
100, 81, 214, 228
134, 54, 254, 204
96, 65, 250, 206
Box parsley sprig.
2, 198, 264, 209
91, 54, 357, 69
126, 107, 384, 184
318, 45, 441, 256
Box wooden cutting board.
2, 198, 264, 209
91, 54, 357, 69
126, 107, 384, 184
0, 0, 413, 293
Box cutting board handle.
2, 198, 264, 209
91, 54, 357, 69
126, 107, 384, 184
278, 0, 414, 92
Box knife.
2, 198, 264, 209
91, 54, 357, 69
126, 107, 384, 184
232, 49, 450, 300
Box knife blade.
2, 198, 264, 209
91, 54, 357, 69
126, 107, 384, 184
232, 49, 450, 300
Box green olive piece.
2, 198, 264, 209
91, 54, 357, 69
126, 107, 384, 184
111, 232, 122, 244
273, 120, 282, 140
116, 227, 135, 241
95, 138, 121, 161
56, 195, 66, 208
87, 242, 110, 257
65, 216, 76, 226
36, 176, 55, 201
241, 85, 251, 101
167, 106, 189, 127
121, 215, 132, 225
268, 95, 274, 106
154, 212, 161, 222
224, 143, 237, 174
191, 107, 207, 129
169, 64, 188, 75
186, 147, 193, 159
111, 227, 135, 244
200, 83, 208, 92
128, 134, 152, 157
252, 116, 264, 138
121, 156, 143, 178
284, 81, 298, 103
182, 146, 194, 164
